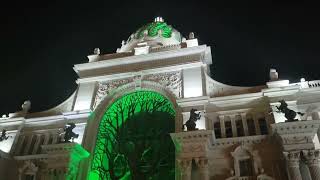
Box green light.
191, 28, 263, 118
89, 91, 175, 180
136, 22, 173, 39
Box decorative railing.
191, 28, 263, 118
308, 80, 320, 88
150, 44, 181, 53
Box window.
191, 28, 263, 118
25, 175, 34, 180
214, 122, 221, 138
236, 120, 244, 137
247, 118, 256, 136
239, 159, 254, 176
225, 121, 233, 138
259, 118, 268, 135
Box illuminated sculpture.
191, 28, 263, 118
276, 100, 304, 122
183, 108, 201, 131
63, 123, 79, 142
0, 129, 9, 142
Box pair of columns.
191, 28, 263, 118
284, 150, 320, 180
219, 113, 261, 138
178, 158, 209, 180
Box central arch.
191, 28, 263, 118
89, 90, 176, 180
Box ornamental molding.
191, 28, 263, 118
93, 71, 182, 108
170, 130, 211, 158
74, 45, 208, 72
271, 120, 320, 135
212, 135, 268, 149
93, 77, 134, 108
271, 120, 320, 151
143, 71, 182, 98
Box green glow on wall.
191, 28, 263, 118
66, 144, 90, 180
89, 91, 175, 180
136, 22, 173, 39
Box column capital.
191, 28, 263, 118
303, 149, 320, 166
177, 158, 192, 170
283, 151, 301, 166
194, 157, 209, 169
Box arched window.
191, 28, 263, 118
231, 146, 256, 178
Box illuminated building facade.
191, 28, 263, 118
1, 17, 320, 180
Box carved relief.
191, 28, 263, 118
282, 136, 311, 145
93, 71, 182, 108
283, 151, 301, 164
182, 143, 205, 153
93, 78, 133, 108
143, 71, 182, 98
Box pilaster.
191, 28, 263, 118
283, 151, 303, 180
303, 150, 320, 180
177, 158, 192, 180
230, 115, 237, 137
195, 157, 209, 180
241, 113, 249, 136
219, 115, 226, 138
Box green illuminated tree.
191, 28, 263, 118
90, 91, 175, 180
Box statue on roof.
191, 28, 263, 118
0, 129, 10, 142
63, 123, 79, 142
183, 109, 201, 131
276, 100, 304, 122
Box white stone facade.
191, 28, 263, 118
1, 18, 320, 180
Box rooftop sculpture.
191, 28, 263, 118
183, 108, 201, 131
276, 100, 304, 122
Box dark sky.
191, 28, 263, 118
1, 1, 320, 115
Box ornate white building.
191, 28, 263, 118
1, 17, 320, 180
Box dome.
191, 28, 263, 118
117, 17, 182, 53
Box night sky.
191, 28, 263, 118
1, 1, 320, 115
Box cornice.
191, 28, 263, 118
73, 45, 209, 73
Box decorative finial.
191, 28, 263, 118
154, 17, 164, 22
93, 48, 100, 55
269, 68, 278, 81
189, 32, 195, 39
21, 100, 31, 113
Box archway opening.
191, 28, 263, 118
89, 91, 176, 180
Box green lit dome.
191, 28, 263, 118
117, 17, 182, 53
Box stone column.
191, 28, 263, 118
195, 157, 209, 180
253, 114, 261, 135
219, 115, 226, 138
178, 159, 192, 180
43, 133, 50, 145
241, 113, 249, 136
31, 134, 41, 154
303, 150, 320, 180
284, 151, 303, 180
23, 135, 33, 155
52, 134, 59, 144
230, 115, 237, 137
15, 135, 25, 155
